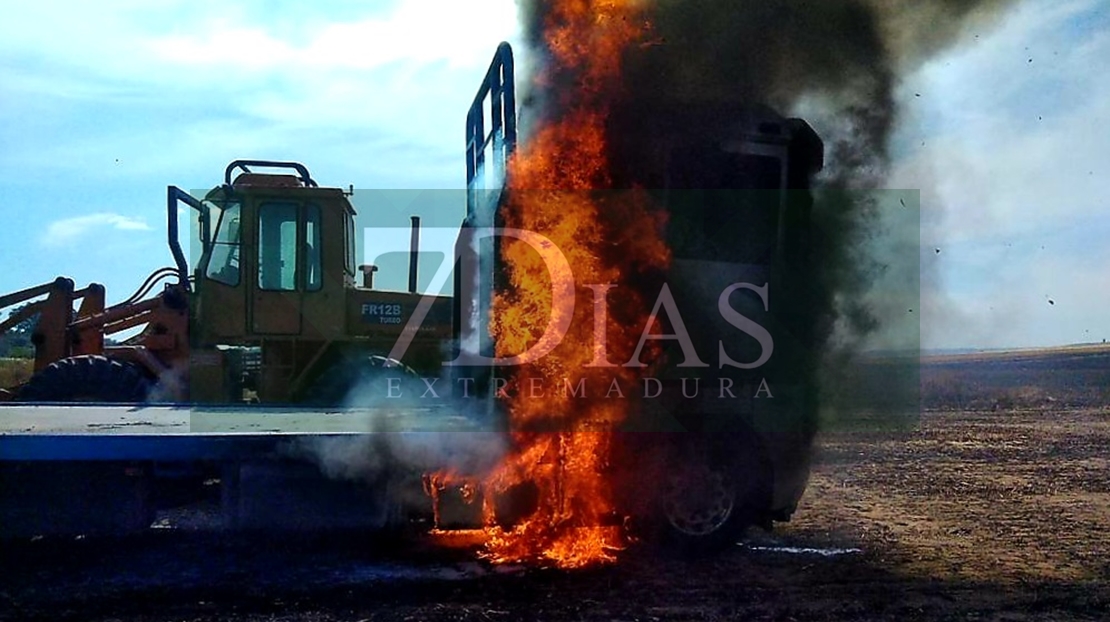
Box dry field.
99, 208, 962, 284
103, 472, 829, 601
1, 348, 1107, 621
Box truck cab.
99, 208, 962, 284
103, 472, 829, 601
605, 102, 824, 529
456, 43, 826, 543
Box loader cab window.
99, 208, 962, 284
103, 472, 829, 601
257, 202, 323, 292
305, 205, 322, 291
258, 202, 298, 291
344, 211, 356, 276
204, 202, 241, 286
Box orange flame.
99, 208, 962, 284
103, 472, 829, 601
482, 0, 671, 568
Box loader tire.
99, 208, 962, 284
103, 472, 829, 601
19, 355, 152, 403
300, 354, 421, 407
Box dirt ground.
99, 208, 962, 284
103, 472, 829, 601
2, 355, 1108, 621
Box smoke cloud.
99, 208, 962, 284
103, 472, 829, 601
518, 0, 1013, 179
515, 0, 1017, 416
287, 371, 505, 514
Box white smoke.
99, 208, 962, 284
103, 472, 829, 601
285, 365, 505, 514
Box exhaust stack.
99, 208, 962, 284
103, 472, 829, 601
408, 216, 421, 294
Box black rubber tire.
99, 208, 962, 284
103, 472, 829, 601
650, 434, 769, 555
300, 354, 422, 406
19, 355, 152, 403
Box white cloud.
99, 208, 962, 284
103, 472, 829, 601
0, 0, 523, 190
0, 0, 521, 94
43, 213, 152, 247
148, 1, 519, 72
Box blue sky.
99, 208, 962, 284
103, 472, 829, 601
0, 0, 1106, 350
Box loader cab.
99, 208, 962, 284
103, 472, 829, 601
192, 160, 356, 344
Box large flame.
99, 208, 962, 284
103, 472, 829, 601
482, 0, 671, 568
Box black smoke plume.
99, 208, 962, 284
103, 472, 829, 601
514, 0, 1015, 403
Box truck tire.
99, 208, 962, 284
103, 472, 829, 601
653, 433, 770, 553
19, 355, 152, 403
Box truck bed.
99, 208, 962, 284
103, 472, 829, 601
0, 404, 487, 461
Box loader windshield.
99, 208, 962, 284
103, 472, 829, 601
204, 201, 241, 286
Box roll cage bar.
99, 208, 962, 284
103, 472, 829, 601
224, 160, 317, 187
167, 160, 317, 290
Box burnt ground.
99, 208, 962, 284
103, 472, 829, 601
2, 351, 1109, 621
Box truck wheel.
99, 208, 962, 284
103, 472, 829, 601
662, 461, 739, 540
19, 355, 152, 403
655, 435, 768, 553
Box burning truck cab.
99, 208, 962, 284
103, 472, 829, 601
605, 102, 825, 542
453, 43, 825, 550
